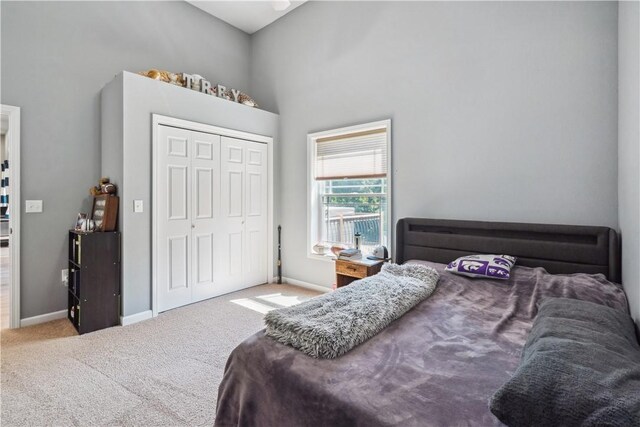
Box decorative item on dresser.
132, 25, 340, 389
89, 177, 117, 196
91, 194, 119, 232
68, 230, 120, 334
74, 213, 87, 231
335, 258, 384, 288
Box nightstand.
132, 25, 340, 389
335, 258, 384, 288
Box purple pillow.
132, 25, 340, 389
445, 254, 516, 280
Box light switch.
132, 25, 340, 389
25, 200, 43, 213
133, 200, 144, 213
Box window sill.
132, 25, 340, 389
307, 253, 336, 263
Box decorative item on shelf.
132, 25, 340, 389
137, 69, 184, 86
90, 177, 117, 196
212, 86, 259, 108
238, 93, 258, 108
189, 74, 206, 92
330, 244, 348, 258
78, 218, 96, 233
101, 182, 116, 194
75, 213, 87, 231
312, 242, 327, 255
338, 248, 362, 261
137, 69, 259, 108
91, 194, 119, 232
367, 245, 390, 261
181, 72, 259, 108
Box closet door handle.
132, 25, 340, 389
191, 224, 195, 229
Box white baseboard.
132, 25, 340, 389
120, 310, 153, 326
281, 277, 331, 293
20, 309, 67, 327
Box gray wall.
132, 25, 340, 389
0, 1, 251, 318
1, 0, 626, 318
250, 1, 619, 288
618, 1, 640, 326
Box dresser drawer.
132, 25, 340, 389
336, 260, 368, 278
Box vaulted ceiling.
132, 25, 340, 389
186, 1, 307, 34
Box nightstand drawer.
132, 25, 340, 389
336, 260, 368, 278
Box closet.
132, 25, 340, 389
101, 71, 278, 322
156, 125, 268, 312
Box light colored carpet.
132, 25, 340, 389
1, 284, 320, 426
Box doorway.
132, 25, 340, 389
1, 105, 20, 329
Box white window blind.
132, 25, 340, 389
314, 128, 388, 180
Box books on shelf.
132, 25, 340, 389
338, 248, 362, 260
338, 254, 362, 260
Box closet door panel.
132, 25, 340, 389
194, 233, 213, 283
168, 166, 188, 220
169, 236, 188, 289
219, 137, 246, 290
194, 167, 213, 219
245, 141, 268, 287
228, 231, 244, 276
157, 126, 192, 312
157, 126, 269, 311
191, 131, 221, 302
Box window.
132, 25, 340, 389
308, 120, 391, 258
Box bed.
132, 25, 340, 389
214, 218, 628, 427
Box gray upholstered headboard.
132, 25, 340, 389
396, 218, 621, 283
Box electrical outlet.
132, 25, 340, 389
61, 269, 69, 286
133, 200, 144, 213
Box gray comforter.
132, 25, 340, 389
215, 261, 630, 427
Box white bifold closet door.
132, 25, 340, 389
156, 126, 267, 313
219, 136, 268, 292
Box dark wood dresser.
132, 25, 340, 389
68, 230, 120, 334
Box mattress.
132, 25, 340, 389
214, 261, 629, 427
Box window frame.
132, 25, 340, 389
307, 119, 392, 262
